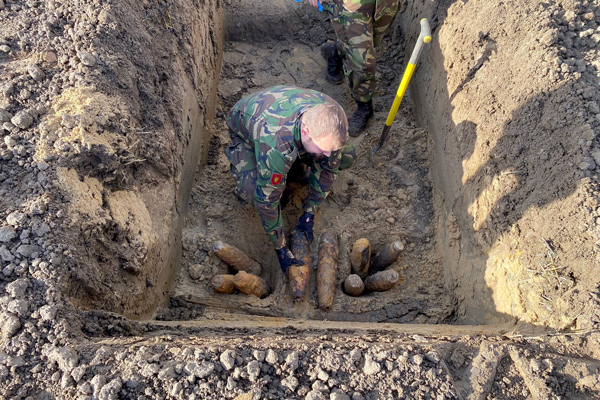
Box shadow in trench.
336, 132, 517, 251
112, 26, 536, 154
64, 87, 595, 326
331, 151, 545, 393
409, 0, 596, 327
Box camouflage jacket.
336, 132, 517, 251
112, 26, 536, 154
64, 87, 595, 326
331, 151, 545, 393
226, 85, 343, 249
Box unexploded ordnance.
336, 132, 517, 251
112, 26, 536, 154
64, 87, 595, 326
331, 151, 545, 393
211, 274, 236, 294
289, 229, 310, 302
317, 232, 339, 310
213, 241, 262, 275
344, 274, 365, 296
233, 271, 270, 298
350, 238, 371, 278
370, 241, 403, 273
364, 269, 400, 292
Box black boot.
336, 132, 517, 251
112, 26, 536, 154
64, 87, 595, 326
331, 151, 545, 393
320, 42, 344, 85
348, 100, 373, 136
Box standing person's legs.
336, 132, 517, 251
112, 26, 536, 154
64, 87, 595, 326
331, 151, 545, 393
224, 132, 258, 205
329, 0, 377, 103
373, 0, 400, 47
328, 0, 377, 135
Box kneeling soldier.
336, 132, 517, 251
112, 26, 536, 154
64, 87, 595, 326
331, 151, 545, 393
225, 85, 355, 274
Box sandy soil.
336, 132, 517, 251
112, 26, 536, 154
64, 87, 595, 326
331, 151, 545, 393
0, 0, 600, 399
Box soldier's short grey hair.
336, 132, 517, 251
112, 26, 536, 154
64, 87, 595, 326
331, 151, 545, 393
302, 103, 348, 149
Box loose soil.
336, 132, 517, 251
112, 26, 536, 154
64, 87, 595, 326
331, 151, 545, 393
0, 0, 600, 399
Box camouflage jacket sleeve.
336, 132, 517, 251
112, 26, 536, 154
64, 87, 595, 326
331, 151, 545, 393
253, 129, 297, 249
303, 151, 342, 213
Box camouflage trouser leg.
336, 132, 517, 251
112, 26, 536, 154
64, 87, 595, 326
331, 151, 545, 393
328, 0, 400, 102
224, 132, 258, 205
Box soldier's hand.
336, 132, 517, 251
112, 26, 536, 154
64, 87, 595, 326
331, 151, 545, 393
295, 211, 314, 243
276, 247, 302, 274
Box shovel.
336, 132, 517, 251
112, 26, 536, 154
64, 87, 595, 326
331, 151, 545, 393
372, 18, 432, 155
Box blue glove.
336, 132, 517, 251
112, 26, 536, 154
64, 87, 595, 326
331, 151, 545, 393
276, 247, 302, 274
295, 0, 323, 12
295, 212, 314, 243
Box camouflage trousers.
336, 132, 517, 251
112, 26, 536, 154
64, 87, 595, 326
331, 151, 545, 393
226, 131, 356, 205
326, 0, 401, 102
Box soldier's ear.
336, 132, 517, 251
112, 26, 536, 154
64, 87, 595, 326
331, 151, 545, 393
301, 125, 309, 137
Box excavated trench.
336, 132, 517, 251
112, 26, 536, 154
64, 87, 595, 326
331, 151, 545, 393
159, 0, 482, 325
58, 0, 599, 332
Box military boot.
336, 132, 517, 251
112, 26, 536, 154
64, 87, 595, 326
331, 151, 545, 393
320, 42, 344, 85
348, 100, 373, 136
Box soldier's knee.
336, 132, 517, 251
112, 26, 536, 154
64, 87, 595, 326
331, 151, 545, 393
340, 144, 356, 170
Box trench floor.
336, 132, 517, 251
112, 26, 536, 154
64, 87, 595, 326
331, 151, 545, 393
159, 31, 456, 324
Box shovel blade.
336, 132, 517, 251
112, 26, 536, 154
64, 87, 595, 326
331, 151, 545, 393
372, 124, 392, 155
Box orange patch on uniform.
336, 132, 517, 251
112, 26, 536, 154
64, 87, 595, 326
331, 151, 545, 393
271, 173, 283, 186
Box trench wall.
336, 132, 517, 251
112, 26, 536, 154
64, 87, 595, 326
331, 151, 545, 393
401, 0, 600, 327
54, 0, 224, 318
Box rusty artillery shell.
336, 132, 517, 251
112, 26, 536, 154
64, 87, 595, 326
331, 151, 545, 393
233, 271, 270, 298
364, 270, 400, 292
211, 274, 236, 294
317, 232, 339, 310
289, 230, 310, 302
350, 238, 371, 278
344, 274, 365, 296
370, 241, 404, 273
213, 241, 262, 275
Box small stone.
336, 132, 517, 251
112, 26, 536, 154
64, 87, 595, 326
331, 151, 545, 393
0, 109, 11, 122
0, 1, 4, 10
582, 87, 596, 100
0, 312, 20, 339
0, 245, 14, 262
0, 226, 16, 243
157, 366, 177, 380
18, 89, 30, 100
281, 376, 299, 392
247, 360, 261, 382
412, 354, 424, 365
0, 45, 8, 53
363, 355, 380, 375
312, 380, 329, 392
44, 346, 79, 373
2, 122, 17, 135
43, 51, 58, 63
27, 64, 45, 81
8, 299, 29, 316
580, 157, 595, 171
284, 351, 299, 372
170, 382, 182, 397
98, 378, 122, 400
1, 82, 14, 98
253, 350, 265, 362
6, 278, 28, 297
16, 244, 42, 258
540, 29, 557, 46
331, 391, 351, 400
78, 52, 97, 67
188, 264, 203, 280
71, 365, 87, 383
6, 211, 26, 226
582, 124, 596, 141
306, 390, 326, 400
265, 349, 278, 365
39, 305, 58, 321
11, 110, 34, 130
220, 350, 236, 370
